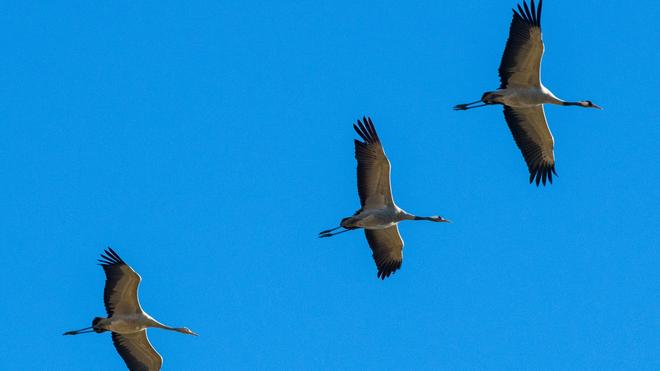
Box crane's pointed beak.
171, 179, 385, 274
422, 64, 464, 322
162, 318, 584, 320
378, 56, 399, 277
593, 103, 603, 110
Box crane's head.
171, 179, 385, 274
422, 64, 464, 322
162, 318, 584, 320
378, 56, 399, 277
430, 216, 451, 223
177, 327, 198, 336
580, 100, 602, 109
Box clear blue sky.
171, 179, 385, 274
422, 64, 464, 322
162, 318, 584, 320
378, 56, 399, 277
1, 1, 659, 370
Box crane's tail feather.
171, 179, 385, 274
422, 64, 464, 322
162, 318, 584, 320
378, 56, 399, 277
91, 317, 108, 333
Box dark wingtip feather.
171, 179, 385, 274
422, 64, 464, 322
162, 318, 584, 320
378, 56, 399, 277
353, 120, 368, 143
376, 260, 402, 280
98, 247, 126, 266
353, 123, 362, 138
107, 247, 123, 262
516, 4, 525, 20
513, 0, 541, 28
542, 167, 548, 185
377, 269, 391, 280
523, 1, 532, 21
529, 163, 557, 186
353, 116, 379, 145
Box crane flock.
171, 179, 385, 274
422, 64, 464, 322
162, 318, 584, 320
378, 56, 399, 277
63, 1, 601, 369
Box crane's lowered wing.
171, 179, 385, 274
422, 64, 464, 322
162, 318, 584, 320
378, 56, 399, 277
365, 226, 403, 279
112, 331, 163, 371
503, 105, 556, 185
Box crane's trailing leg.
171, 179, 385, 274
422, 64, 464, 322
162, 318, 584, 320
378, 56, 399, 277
319, 227, 355, 238
63, 326, 94, 335
319, 215, 360, 237
455, 91, 504, 110
318, 226, 342, 235
453, 99, 487, 110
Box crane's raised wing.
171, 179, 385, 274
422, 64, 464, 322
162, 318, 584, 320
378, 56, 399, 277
98, 248, 143, 316
503, 105, 556, 185
353, 117, 394, 209
499, 0, 544, 88
365, 226, 403, 279
112, 331, 163, 371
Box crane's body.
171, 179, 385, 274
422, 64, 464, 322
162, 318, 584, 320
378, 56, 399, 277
454, 0, 601, 186
482, 85, 563, 108
340, 206, 412, 230
92, 313, 164, 334
320, 117, 449, 279
64, 248, 197, 371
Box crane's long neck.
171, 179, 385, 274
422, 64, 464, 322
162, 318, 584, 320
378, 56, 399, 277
150, 321, 175, 331
396, 210, 416, 221
149, 319, 190, 334
539, 87, 586, 107
398, 211, 442, 223
560, 100, 601, 109
398, 211, 432, 221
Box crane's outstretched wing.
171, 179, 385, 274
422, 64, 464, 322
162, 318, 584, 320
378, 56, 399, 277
365, 226, 403, 279
353, 117, 394, 208
503, 105, 556, 185
98, 248, 143, 316
499, 0, 544, 88
112, 331, 163, 371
